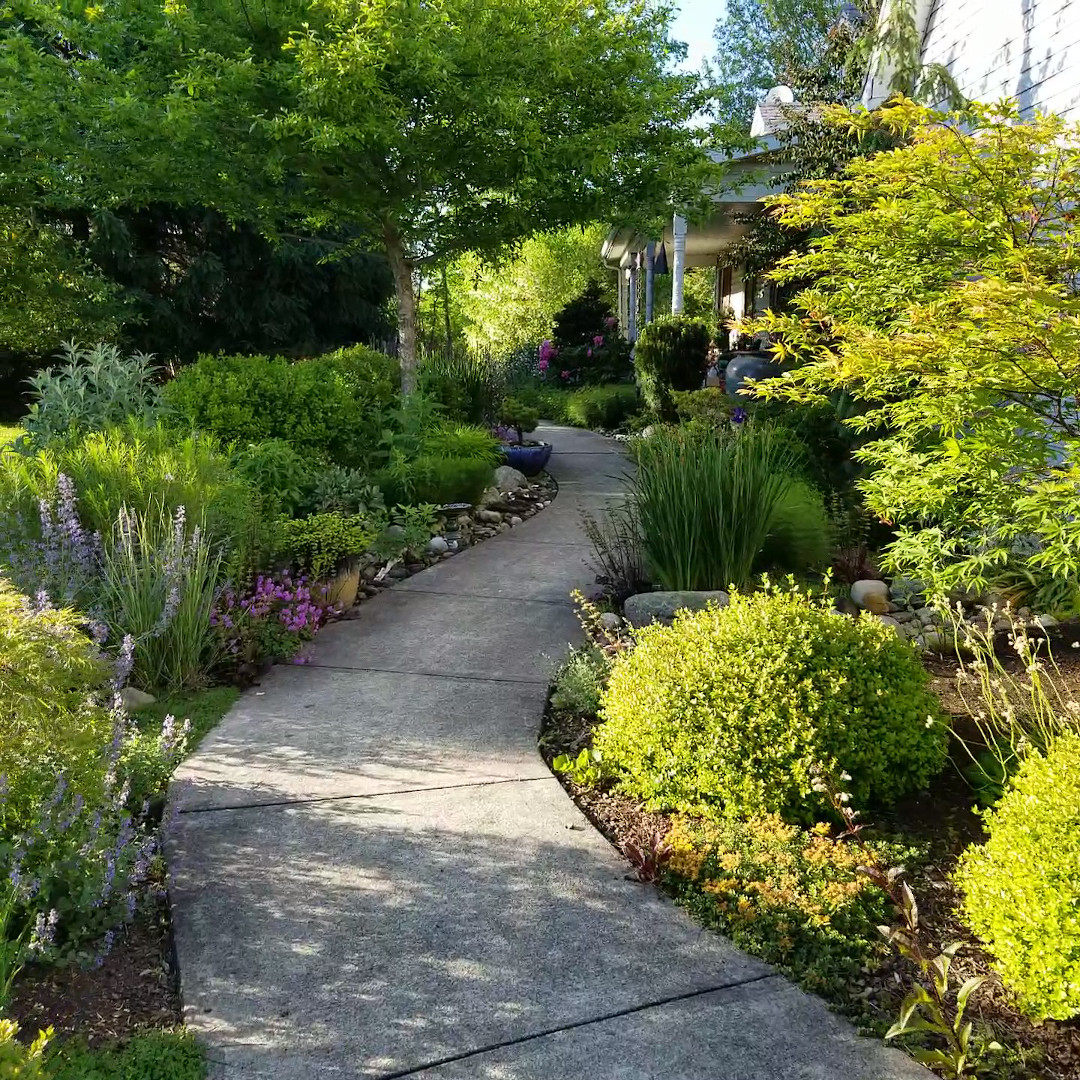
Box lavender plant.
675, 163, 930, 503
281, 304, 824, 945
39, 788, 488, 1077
0, 586, 188, 1008
1, 472, 102, 608
96, 505, 224, 690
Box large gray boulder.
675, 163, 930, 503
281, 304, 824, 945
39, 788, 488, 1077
624, 590, 729, 628
493, 465, 529, 493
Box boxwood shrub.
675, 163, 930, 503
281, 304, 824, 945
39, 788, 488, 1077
956, 731, 1080, 1021
633, 315, 710, 418
596, 587, 948, 821
163, 345, 399, 467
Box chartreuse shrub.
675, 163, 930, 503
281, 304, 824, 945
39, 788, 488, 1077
49, 1029, 204, 1080
0, 1019, 50, 1078
0, 579, 172, 998
163, 345, 399, 467
633, 315, 709, 418
596, 585, 948, 822
665, 816, 917, 997
0, 579, 113, 831
956, 731, 1080, 1022
0, 421, 254, 548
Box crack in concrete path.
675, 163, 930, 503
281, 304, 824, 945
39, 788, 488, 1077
178, 775, 555, 816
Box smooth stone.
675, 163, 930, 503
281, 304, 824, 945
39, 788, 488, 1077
916, 606, 940, 626
480, 487, 505, 509
493, 465, 529, 493
892, 609, 916, 624
476, 509, 503, 524
624, 590, 730, 628
1033, 613, 1059, 629
850, 579, 890, 615
428, 535, 450, 555
509, 516, 523, 526
920, 630, 949, 652
599, 612, 622, 632
875, 614, 904, 638
119, 686, 156, 710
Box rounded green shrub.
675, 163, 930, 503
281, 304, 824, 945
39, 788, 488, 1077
757, 480, 833, 574
163, 346, 399, 467
956, 732, 1080, 1021
565, 385, 639, 429
596, 586, 948, 821
633, 316, 710, 418
234, 439, 312, 517
375, 456, 494, 507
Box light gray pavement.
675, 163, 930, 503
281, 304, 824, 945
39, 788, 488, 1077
167, 424, 929, 1079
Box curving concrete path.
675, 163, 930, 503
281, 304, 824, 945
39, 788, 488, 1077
167, 424, 928, 1079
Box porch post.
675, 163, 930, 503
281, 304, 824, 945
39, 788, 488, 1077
644, 241, 655, 326
627, 256, 638, 342
672, 214, 687, 314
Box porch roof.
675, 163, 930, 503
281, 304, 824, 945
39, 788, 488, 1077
600, 139, 790, 271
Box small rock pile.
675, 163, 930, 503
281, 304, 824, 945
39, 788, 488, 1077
848, 577, 1061, 652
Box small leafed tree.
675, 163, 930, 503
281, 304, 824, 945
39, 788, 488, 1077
746, 99, 1080, 595
278, 0, 706, 391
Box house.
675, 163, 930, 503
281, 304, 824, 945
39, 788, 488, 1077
603, 0, 1080, 337
864, 0, 1080, 120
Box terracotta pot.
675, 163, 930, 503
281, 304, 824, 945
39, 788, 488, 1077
323, 559, 361, 609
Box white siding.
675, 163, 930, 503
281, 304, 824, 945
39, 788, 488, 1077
865, 0, 1080, 120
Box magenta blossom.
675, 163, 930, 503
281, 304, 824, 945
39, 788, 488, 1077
592, 335, 604, 347
538, 339, 557, 364
537, 357, 549, 372
586, 348, 593, 358
560, 369, 571, 380
604, 315, 618, 330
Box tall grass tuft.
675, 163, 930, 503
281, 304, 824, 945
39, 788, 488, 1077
632, 425, 795, 591
97, 505, 224, 691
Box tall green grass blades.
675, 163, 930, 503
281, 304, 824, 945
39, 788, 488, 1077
632, 425, 794, 591
97, 506, 223, 691
418, 349, 506, 425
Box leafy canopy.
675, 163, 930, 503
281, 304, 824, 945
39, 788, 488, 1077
747, 99, 1080, 594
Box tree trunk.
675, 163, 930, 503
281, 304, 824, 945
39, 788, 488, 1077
384, 221, 418, 394
441, 263, 453, 359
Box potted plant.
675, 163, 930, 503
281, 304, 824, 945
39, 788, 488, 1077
496, 397, 552, 475
275, 512, 377, 608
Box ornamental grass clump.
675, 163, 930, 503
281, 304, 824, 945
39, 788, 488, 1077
956, 731, 1080, 1022
631, 424, 797, 591
596, 584, 948, 822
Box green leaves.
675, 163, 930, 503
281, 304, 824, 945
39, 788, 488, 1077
747, 101, 1080, 596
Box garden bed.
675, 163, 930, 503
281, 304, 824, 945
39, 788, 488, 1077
540, 645, 1080, 1080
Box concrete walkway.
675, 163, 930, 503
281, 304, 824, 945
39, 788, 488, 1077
168, 425, 928, 1079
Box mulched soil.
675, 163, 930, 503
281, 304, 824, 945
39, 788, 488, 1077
8, 895, 181, 1045
539, 646, 1080, 1080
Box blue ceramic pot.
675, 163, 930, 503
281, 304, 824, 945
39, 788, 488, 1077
724, 351, 782, 399
501, 442, 552, 476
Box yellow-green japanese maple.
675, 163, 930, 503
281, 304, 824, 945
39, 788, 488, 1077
746, 99, 1080, 596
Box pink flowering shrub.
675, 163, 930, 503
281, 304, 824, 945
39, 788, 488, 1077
211, 573, 330, 676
